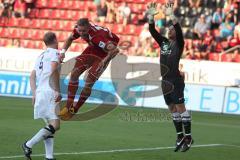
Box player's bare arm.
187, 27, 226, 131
97, 42, 120, 73
30, 70, 36, 105
60, 34, 75, 61
51, 61, 62, 102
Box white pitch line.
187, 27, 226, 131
0, 144, 225, 159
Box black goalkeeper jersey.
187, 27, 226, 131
149, 22, 185, 82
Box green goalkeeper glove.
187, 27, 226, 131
165, 2, 176, 21
146, 2, 159, 24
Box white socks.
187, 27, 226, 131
26, 128, 52, 148
44, 136, 54, 159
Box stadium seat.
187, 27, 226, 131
209, 53, 220, 61
41, 20, 53, 30
51, 10, 62, 19
64, 21, 75, 31
71, 1, 85, 10
234, 54, 240, 62
58, 0, 73, 9
19, 18, 31, 28
8, 18, 20, 27
28, 8, 39, 18
221, 54, 233, 62
0, 38, 11, 46
23, 30, 32, 40
31, 19, 42, 29
26, 40, 36, 49
32, 30, 44, 40
36, 0, 48, 8
48, 0, 61, 8
61, 10, 73, 20
38, 9, 52, 19
35, 40, 45, 49
10, 28, 22, 39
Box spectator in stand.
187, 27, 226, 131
205, 10, 213, 29
193, 14, 209, 39
228, 29, 240, 48
189, 0, 201, 8
139, 23, 152, 43
117, 2, 131, 26
223, 0, 235, 13
235, 21, 240, 37
14, 0, 27, 18
1, 0, 14, 18
11, 39, 21, 48
106, 0, 116, 23
232, 49, 239, 62
200, 49, 210, 60
96, 0, 107, 23
185, 48, 200, 60
94, 0, 100, 6
202, 30, 214, 50
212, 8, 224, 29
154, 3, 165, 29
0, 2, 4, 16
220, 14, 235, 39
144, 44, 158, 57
24, 0, 35, 17
131, 39, 145, 56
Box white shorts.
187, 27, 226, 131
34, 89, 60, 120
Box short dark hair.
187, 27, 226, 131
43, 32, 57, 46
77, 18, 90, 26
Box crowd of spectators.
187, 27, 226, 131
1, 0, 239, 61
0, 0, 35, 19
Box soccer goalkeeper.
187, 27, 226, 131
147, 0, 194, 152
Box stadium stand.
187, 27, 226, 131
0, 0, 239, 62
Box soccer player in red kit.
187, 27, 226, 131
59, 18, 120, 120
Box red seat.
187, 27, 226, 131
48, 0, 61, 8
0, 38, 11, 46
19, 18, 31, 28
234, 54, 240, 62
64, 21, 75, 31
10, 28, 22, 39
35, 41, 45, 49
0, 28, 9, 38
221, 53, 233, 62
31, 19, 42, 29
38, 9, 51, 19
23, 30, 32, 39
57, 32, 68, 42
41, 19, 52, 30
28, 9, 39, 18
26, 41, 35, 49
71, 1, 85, 10
36, 0, 48, 8
209, 53, 220, 61
32, 30, 44, 40
71, 11, 81, 21
59, 0, 73, 9
61, 10, 72, 20
8, 18, 19, 27
52, 20, 64, 31
51, 10, 62, 19
124, 25, 141, 35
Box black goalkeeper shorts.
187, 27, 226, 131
163, 80, 185, 105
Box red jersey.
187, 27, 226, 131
72, 23, 120, 50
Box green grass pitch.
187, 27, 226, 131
0, 97, 240, 160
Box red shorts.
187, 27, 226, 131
74, 46, 108, 82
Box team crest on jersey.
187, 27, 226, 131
99, 41, 106, 49
161, 42, 171, 55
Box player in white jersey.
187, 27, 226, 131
22, 32, 61, 160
